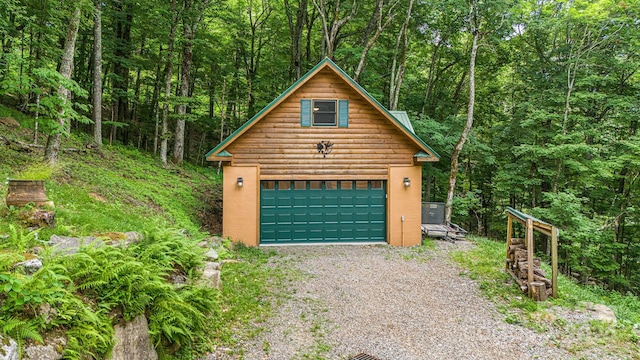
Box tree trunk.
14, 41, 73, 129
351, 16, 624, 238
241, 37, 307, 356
92, 0, 103, 146
313, 0, 358, 59
160, 0, 180, 166
285, 0, 308, 80
44, 7, 81, 165
354, 0, 397, 82
388, 0, 413, 110
172, 0, 209, 165
445, 4, 479, 223
172, 4, 193, 165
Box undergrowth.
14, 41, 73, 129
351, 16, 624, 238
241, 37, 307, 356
452, 236, 640, 357
0, 110, 240, 358
0, 227, 220, 359
211, 244, 289, 354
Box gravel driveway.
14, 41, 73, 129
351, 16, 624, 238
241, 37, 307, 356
210, 241, 573, 360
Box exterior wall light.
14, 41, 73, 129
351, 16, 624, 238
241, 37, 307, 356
237, 177, 243, 188
403, 177, 411, 187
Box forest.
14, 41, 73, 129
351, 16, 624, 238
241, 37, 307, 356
0, 0, 639, 294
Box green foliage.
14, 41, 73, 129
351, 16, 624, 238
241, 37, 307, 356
211, 245, 286, 348
453, 236, 640, 356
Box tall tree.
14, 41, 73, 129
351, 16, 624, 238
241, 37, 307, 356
172, 0, 210, 165
444, 0, 480, 223
388, 0, 414, 110
44, 6, 82, 165
284, 0, 308, 80
92, 0, 103, 146
160, 0, 180, 166
353, 0, 398, 82
312, 0, 357, 59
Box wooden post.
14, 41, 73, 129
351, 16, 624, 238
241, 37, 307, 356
526, 218, 534, 297
530, 281, 547, 301
551, 226, 558, 298
505, 215, 513, 270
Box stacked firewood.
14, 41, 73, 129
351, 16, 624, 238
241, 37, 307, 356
506, 238, 553, 301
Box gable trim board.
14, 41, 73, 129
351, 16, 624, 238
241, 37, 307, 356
206, 58, 439, 162
207, 58, 439, 246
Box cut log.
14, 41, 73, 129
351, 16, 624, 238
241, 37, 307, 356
511, 238, 524, 245
530, 281, 547, 301
533, 274, 552, 287
546, 287, 553, 296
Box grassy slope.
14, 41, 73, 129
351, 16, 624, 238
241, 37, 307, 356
453, 237, 640, 358
0, 105, 286, 357
0, 105, 219, 238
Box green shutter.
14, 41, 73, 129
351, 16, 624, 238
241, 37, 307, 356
338, 100, 349, 127
300, 99, 311, 127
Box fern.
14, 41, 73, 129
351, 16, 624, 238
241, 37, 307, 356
1, 316, 43, 343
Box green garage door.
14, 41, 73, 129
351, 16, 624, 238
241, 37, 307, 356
260, 180, 386, 244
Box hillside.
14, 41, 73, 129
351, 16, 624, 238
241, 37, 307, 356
0, 107, 281, 359
0, 105, 222, 238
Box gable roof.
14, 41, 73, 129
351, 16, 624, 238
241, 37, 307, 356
206, 58, 440, 161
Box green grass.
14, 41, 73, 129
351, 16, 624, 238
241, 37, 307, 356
0, 106, 290, 358
0, 116, 221, 238
212, 245, 288, 349
453, 236, 640, 356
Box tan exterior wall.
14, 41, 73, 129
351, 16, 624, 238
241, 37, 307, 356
387, 165, 423, 247
222, 165, 259, 246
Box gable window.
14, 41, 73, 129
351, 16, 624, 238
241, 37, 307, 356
312, 100, 337, 126
301, 99, 349, 127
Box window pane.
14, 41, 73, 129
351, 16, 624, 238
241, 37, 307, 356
370, 180, 383, 189
313, 113, 336, 125
325, 181, 337, 190
294, 181, 306, 190
261, 181, 275, 190
341, 181, 352, 190
310, 181, 322, 190
313, 100, 336, 125
314, 100, 335, 112
278, 181, 291, 190
355, 181, 368, 189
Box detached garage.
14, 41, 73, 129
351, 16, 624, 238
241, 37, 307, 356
206, 58, 439, 246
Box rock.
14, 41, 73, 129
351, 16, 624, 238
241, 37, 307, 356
201, 262, 222, 290
19, 208, 55, 228
22, 337, 66, 360
0, 335, 19, 360
14, 258, 43, 275
587, 303, 617, 323
205, 248, 219, 261
109, 315, 158, 360
39, 303, 58, 325
208, 236, 226, 247
48, 235, 102, 255
197, 240, 209, 248
124, 232, 142, 245
168, 272, 188, 286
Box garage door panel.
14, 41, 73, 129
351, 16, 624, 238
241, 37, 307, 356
261, 180, 386, 244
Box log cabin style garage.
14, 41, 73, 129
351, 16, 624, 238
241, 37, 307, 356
206, 58, 439, 246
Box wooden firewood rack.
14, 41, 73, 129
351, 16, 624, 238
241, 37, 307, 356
505, 207, 558, 301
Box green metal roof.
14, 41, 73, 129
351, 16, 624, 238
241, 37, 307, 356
206, 58, 440, 161
389, 111, 414, 133
506, 206, 551, 226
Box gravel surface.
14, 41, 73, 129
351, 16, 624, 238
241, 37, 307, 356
207, 241, 575, 360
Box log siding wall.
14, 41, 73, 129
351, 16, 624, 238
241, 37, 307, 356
226, 68, 420, 180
